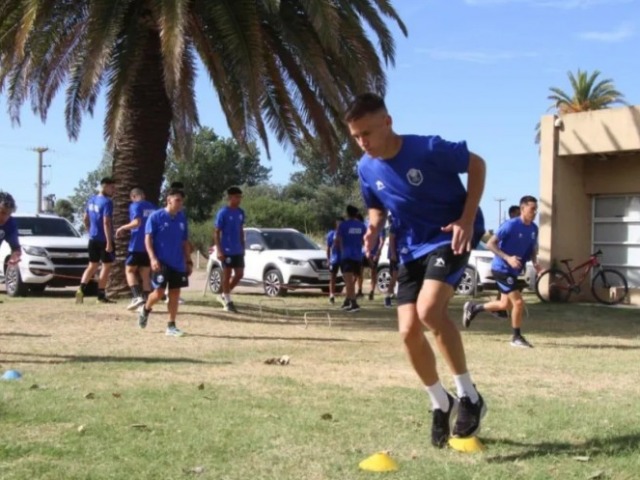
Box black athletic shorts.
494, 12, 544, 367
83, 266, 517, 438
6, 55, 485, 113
151, 265, 189, 290
329, 262, 341, 275
361, 256, 378, 269
341, 259, 362, 275
491, 269, 521, 294
396, 245, 469, 306
88, 240, 115, 264
125, 251, 150, 267
389, 259, 399, 273
223, 254, 245, 269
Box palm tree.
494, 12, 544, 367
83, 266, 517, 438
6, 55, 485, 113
535, 69, 627, 143
0, 0, 406, 291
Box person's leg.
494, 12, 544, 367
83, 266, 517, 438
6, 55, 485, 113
462, 290, 510, 328
507, 290, 532, 347
167, 288, 180, 324
222, 266, 232, 299
368, 262, 378, 300
139, 266, 151, 300
229, 267, 244, 290
96, 262, 112, 299
138, 285, 164, 329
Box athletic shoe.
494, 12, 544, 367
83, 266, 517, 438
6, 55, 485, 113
431, 393, 459, 448
462, 301, 477, 328
510, 335, 533, 348
356, 290, 364, 299
127, 297, 145, 311
346, 301, 360, 313
75, 289, 84, 304
495, 310, 509, 319
340, 299, 351, 310
453, 392, 487, 438
384, 296, 393, 308
165, 326, 185, 337
329, 296, 335, 305
138, 308, 149, 329
224, 301, 238, 313
368, 291, 374, 301
96, 296, 116, 304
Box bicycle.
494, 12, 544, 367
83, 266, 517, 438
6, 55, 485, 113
535, 250, 629, 305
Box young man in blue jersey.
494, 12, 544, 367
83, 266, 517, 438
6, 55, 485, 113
384, 215, 399, 308
0, 192, 21, 302
115, 187, 156, 311
76, 177, 116, 304
463, 196, 541, 348
346, 93, 487, 448
215, 186, 245, 313
494, 204, 522, 319
334, 205, 366, 312
358, 219, 385, 301
326, 217, 343, 305
138, 188, 192, 337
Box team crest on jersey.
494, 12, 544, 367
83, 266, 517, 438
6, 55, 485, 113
406, 168, 423, 186
506, 277, 515, 285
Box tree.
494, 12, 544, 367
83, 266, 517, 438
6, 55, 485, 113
535, 69, 627, 143
164, 127, 271, 222
69, 152, 112, 224
290, 136, 359, 187
54, 198, 75, 223
0, 1, 407, 291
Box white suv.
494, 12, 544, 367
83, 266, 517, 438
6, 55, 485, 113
207, 227, 341, 297
0, 214, 91, 297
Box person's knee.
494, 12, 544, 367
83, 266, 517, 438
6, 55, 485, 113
235, 269, 244, 280
419, 301, 449, 330
511, 296, 525, 309
398, 321, 423, 347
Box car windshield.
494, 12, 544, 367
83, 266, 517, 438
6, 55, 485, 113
260, 231, 320, 250
14, 217, 81, 238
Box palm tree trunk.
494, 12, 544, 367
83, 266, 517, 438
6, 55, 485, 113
108, 26, 172, 295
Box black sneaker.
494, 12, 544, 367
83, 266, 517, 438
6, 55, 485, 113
96, 297, 117, 304
346, 301, 360, 313
494, 310, 509, 319
453, 392, 487, 438
329, 296, 335, 305
340, 299, 351, 310
510, 335, 533, 348
356, 290, 364, 299
138, 308, 149, 329
431, 393, 459, 448
462, 301, 477, 328
368, 291, 374, 301
224, 301, 238, 313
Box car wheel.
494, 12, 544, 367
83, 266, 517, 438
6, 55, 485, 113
456, 267, 478, 296
5, 264, 28, 297
376, 267, 391, 294
29, 284, 47, 295
208, 266, 223, 294
264, 269, 288, 297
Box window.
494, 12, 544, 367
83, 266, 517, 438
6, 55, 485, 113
245, 231, 263, 248
14, 217, 81, 238
592, 195, 640, 287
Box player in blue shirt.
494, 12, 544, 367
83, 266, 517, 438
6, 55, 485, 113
0, 191, 21, 303
76, 177, 115, 304
115, 187, 157, 311
214, 186, 245, 313
334, 205, 366, 312
138, 188, 192, 337
493, 204, 522, 319
346, 93, 486, 448
463, 196, 541, 348
325, 217, 343, 305
358, 217, 385, 301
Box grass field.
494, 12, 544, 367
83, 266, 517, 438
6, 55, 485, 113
1, 285, 639, 479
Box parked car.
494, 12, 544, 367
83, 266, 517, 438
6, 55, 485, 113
207, 227, 342, 297
376, 240, 535, 296
0, 214, 92, 297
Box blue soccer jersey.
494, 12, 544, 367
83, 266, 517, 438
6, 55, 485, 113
358, 135, 485, 264
86, 195, 114, 242
326, 230, 340, 265
491, 218, 538, 276
338, 219, 366, 261
145, 209, 189, 272
128, 200, 157, 253
0, 216, 20, 250
214, 206, 245, 256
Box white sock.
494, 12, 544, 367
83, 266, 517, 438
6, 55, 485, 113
222, 293, 230, 303
453, 372, 479, 403
425, 381, 450, 412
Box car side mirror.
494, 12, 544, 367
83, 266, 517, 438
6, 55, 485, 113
249, 244, 264, 251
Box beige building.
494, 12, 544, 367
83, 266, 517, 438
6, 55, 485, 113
538, 105, 640, 305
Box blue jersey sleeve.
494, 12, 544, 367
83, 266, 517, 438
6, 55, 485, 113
427, 136, 470, 174
358, 165, 385, 210
4, 218, 20, 250
103, 198, 113, 217
145, 213, 155, 235
214, 208, 225, 229
326, 231, 333, 248
131, 202, 143, 220
495, 219, 513, 241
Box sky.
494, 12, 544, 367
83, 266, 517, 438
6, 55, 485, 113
1, 0, 639, 230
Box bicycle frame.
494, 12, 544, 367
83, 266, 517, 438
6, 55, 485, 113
562, 252, 601, 288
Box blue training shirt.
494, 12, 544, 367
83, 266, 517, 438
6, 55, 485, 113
326, 230, 340, 265
128, 200, 157, 253
145, 208, 189, 272
0, 217, 20, 251
214, 206, 245, 256
491, 217, 538, 276
358, 135, 485, 264
86, 194, 113, 242
337, 219, 366, 262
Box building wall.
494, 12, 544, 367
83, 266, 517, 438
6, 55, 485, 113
583, 154, 640, 195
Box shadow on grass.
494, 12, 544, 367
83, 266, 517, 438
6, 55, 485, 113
484, 432, 640, 462
0, 332, 51, 338
534, 342, 640, 350
0, 351, 231, 366
185, 333, 376, 343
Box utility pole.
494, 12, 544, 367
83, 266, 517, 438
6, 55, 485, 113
494, 197, 506, 228
32, 147, 49, 213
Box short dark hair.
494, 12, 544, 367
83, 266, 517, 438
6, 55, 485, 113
166, 188, 185, 198
130, 187, 145, 197
227, 186, 243, 196
0, 191, 17, 212
101, 177, 115, 185
170, 181, 185, 190
344, 93, 387, 122
519, 195, 537, 206
346, 205, 359, 218
508, 205, 520, 218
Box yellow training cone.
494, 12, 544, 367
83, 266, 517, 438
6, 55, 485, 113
448, 436, 485, 453
358, 452, 399, 472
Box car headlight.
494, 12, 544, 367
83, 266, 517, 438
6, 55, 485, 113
278, 257, 307, 266
22, 246, 48, 257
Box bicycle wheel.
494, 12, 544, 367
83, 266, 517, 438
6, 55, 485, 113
535, 269, 573, 303
591, 268, 629, 305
